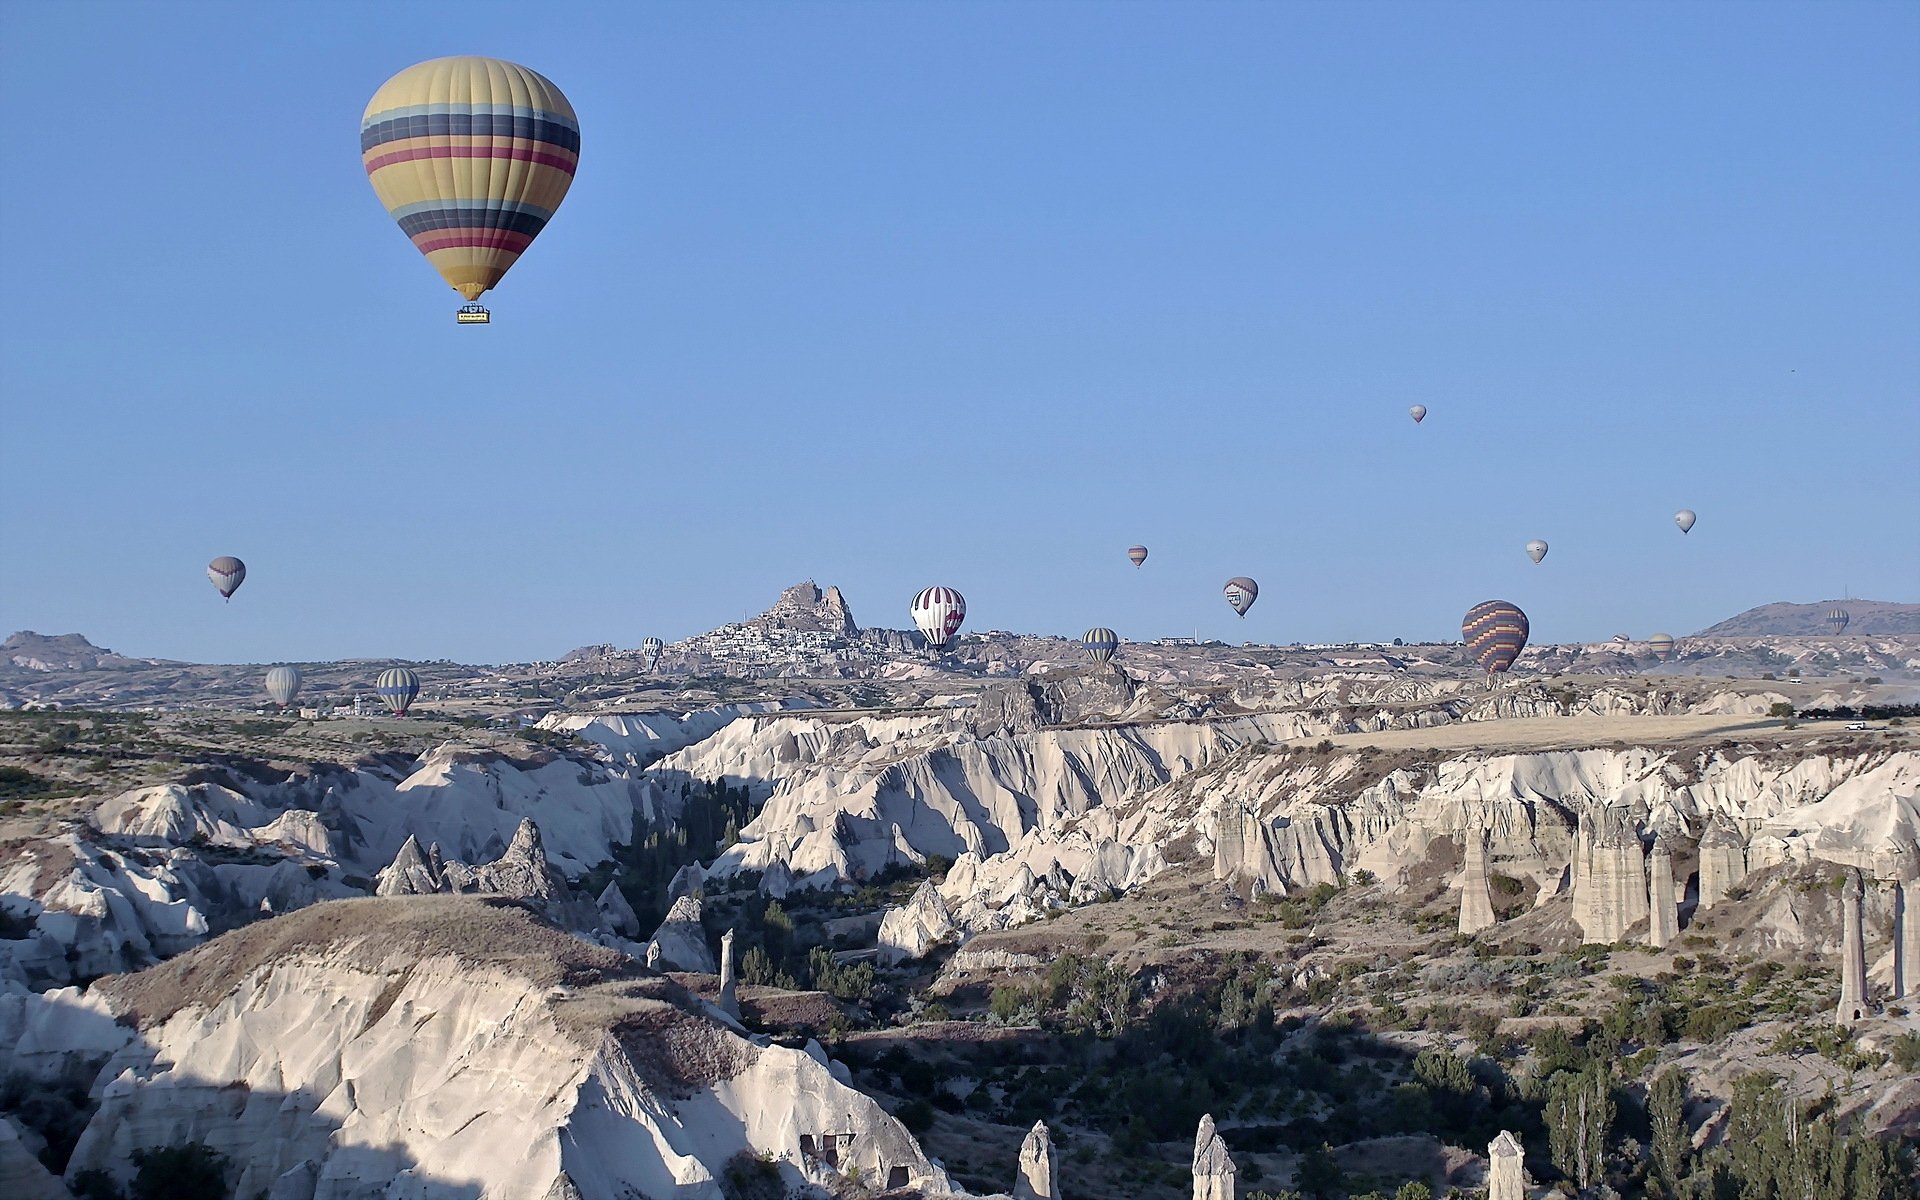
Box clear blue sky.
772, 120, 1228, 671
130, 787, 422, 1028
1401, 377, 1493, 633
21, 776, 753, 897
3, 1, 1916, 664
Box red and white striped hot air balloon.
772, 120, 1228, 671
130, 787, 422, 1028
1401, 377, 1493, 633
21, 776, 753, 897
910, 587, 966, 649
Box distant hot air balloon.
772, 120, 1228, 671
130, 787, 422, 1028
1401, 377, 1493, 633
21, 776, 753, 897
1462, 600, 1529, 681
1647, 633, 1676, 662
1825, 608, 1850, 635
1127, 545, 1149, 568
376, 667, 421, 716
1223, 578, 1258, 617
1082, 627, 1120, 664
1674, 509, 1696, 534
362, 57, 580, 321
641, 637, 664, 670
1409, 405, 1427, 424
207, 557, 246, 601
264, 666, 302, 708
911, 587, 967, 649
1526, 539, 1548, 564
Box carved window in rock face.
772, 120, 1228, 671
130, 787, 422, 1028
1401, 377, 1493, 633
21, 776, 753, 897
887, 1166, 909, 1188
799, 1134, 815, 1156
819, 1134, 841, 1166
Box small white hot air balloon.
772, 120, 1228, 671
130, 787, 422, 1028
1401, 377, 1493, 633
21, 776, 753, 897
1526, 539, 1548, 564
1409, 405, 1427, 424
911, 587, 966, 649
1223, 577, 1258, 617
208, 556, 246, 601
1674, 509, 1696, 534
264, 666, 302, 708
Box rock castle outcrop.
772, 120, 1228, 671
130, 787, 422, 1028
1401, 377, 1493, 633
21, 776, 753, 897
1459, 832, 1497, 935
1572, 807, 1648, 944
1012, 1119, 1058, 1200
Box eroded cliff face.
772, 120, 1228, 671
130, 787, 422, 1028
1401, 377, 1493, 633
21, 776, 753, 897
12, 897, 953, 1200
666, 699, 1915, 947
1, 744, 662, 989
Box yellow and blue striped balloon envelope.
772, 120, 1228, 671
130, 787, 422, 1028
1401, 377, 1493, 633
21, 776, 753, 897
361, 57, 580, 302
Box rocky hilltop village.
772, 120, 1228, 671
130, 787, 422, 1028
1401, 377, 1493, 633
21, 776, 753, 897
1, 589, 1917, 1198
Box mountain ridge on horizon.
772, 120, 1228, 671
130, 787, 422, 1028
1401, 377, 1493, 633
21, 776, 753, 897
9, 590, 1917, 673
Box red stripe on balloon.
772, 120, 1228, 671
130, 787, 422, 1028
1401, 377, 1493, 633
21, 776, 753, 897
365, 145, 577, 174
412, 230, 535, 253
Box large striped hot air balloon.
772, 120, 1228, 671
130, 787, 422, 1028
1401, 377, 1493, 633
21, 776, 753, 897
1825, 608, 1850, 635
1082, 627, 1120, 664
641, 637, 664, 670
1647, 633, 1676, 662
207, 556, 246, 601
1127, 545, 1149, 568
376, 667, 421, 716
362, 57, 580, 319
264, 666, 302, 708
1525, 539, 1548, 564
911, 587, 966, 649
1462, 600, 1529, 681
1223, 578, 1258, 617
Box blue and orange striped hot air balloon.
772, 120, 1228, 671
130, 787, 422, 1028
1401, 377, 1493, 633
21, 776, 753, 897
362, 57, 579, 319
1462, 600, 1529, 682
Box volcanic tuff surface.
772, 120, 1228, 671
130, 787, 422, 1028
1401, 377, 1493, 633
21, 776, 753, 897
1, 897, 951, 1198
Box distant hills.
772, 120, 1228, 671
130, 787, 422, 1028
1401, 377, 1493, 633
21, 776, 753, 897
1692, 600, 1920, 637
1, 631, 167, 671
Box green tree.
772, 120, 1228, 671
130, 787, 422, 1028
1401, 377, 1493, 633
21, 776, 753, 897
1546, 1062, 1613, 1191
130, 1143, 229, 1200
1294, 1142, 1344, 1200
1648, 1067, 1689, 1198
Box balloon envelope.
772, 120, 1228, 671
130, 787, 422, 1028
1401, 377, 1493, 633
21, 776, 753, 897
376, 667, 421, 716
264, 666, 301, 707
1647, 633, 1676, 662
362, 57, 580, 302
1462, 600, 1529, 676
1127, 545, 1149, 568
1826, 608, 1850, 635
1082, 627, 1120, 664
1409, 405, 1427, 424
1526, 539, 1548, 564
1223, 578, 1258, 617
911, 587, 967, 649
640, 637, 664, 669
1674, 509, 1696, 534
207, 556, 246, 600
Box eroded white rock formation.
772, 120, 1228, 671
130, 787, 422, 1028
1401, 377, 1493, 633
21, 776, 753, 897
1192, 1113, 1235, 1200
878, 880, 962, 964
718, 928, 739, 1019
1838, 868, 1869, 1025
1573, 807, 1648, 944
1488, 1130, 1526, 1200
1648, 833, 1679, 949
648, 894, 716, 974
1697, 812, 1748, 910
1012, 1118, 1058, 1199
1459, 832, 1497, 935
42, 897, 954, 1198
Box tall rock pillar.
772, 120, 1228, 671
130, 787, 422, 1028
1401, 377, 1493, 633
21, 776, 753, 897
1012, 1120, 1058, 1200
1459, 831, 1497, 935
1696, 813, 1748, 910
1488, 1130, 1526, 1200
1836, 868, 1870, 1026
718, 929, 739, 1019
1647, 834, 1679, 949
1896, 876, 1920, 1000
1573, 808, 1647, 944
1192, 1114, 1236, 1200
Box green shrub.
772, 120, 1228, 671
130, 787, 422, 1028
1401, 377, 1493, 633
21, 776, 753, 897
130, 1143, 228, 1200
